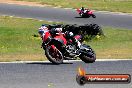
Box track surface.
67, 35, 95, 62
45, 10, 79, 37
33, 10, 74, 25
0, 3, 132, 29
0, 60, 132, 88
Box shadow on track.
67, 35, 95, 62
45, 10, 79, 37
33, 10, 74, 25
26, 62, 73, 65
75, 16, 88, 18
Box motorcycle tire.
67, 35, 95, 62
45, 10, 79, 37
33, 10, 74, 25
79, 46, 96, 63
92, 14, 96, 18
45, 46, 63, 64
80, 13, 83, 17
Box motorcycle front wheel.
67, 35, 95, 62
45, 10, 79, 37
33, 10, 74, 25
79, 45, 96, 63
80, 53, 96, 63
45, 46, 63, 64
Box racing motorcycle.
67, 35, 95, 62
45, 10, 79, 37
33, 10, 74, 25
41, 27, 96, 64
76, 8, 96, 18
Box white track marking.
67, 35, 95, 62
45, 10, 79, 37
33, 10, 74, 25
1, 2, 132, 16
95, 11, 132, 16
0, 59, 131, 64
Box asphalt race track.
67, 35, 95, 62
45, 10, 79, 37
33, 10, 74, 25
0, 60, 132, 88
0, 3, 132, 29
0, 3, 132, 88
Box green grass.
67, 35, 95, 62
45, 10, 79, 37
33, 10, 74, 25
0, 16, 55, 61
0, 16, 132, 61
16, 0, 132, 13
87, 27, 132, 59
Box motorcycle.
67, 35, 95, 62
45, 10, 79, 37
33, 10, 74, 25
76, 8, 96, 18
41, 27, 96, 64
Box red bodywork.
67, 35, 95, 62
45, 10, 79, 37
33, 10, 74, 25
43, 31, 67, 47
43, 32, 51, 42
76, 9, 81, 13
53, 33, 67, 45
76, 8, 93, 15
43, 31, 82, 51
87, 10, 93, 15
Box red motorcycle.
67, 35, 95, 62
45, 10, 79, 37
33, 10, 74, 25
40, 27, 96, 64
76, 8, 96, 18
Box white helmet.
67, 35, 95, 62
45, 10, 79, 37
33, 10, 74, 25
38, 24, 49, 37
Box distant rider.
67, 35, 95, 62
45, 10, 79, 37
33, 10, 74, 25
80, 7, 90, 14
80, 7, 85, 13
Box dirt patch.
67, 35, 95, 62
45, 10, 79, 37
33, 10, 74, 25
0, 0, 50, 7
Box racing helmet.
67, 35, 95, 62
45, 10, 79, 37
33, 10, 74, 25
81, 7, 84, 11
38, 29, 44, 37
38, 24, 49, 37
40, 24, 49, 30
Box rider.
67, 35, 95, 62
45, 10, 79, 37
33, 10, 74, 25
38, 24, 81, 49
80, 7, 85, 13
80, 7, 90, 14
52, 24, 82, 49
65, 31, 81, 49
38, 24, 49, 40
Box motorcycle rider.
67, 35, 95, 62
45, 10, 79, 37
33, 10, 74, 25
80, 7, 85, 13
38, 24, 49, 39
51, 24, 82, 49
38, 24, 81, 51
65, 31, 81, 49
38, 24, 64, 39
80, 7, 90, 14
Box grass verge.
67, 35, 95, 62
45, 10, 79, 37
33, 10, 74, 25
0, 16, 56, 61
0, 16, 132, 61
87, 27, 132, 59
16, 0, 132, 13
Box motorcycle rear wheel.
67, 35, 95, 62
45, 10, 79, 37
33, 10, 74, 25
45, 46, 63, 64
